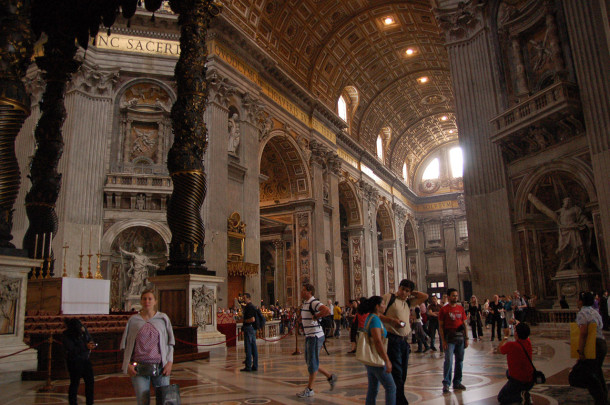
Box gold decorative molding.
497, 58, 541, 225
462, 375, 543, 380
227, 261, 258, 277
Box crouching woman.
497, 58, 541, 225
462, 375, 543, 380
121, 289, 175, 405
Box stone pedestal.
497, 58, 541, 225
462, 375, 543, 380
0, 254, 43, 384
552, 269, 600, 309
149, 274, 225, 350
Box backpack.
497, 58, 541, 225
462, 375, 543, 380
384, 294, 397, 315
254, 308, 266, 330
307, 299, 330, 355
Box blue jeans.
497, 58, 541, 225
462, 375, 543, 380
443, 340, 465, 387
305, 335, 324, 374
365, 365, 396, 405
131, 374, 170, 405
497, 371, 533, 404
243, 325, 258, 369
386, 333, 410, 405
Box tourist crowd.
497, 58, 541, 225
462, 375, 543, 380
60, 284, 608, 405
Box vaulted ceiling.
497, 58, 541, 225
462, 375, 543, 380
220, 0, 458, 177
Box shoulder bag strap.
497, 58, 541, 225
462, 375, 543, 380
384, 294, 396, 315
517, 340, 537, 371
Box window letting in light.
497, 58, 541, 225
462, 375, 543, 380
338, 96, 347, 121
376, 135, 384, 160
450, 147, 463, 178
402, 162, 408, 181
422, 158, 439, 180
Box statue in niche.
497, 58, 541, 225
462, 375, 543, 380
529, 31, 551, 72
0, 275, 19, 334
192, 286, 215, 329
136, 194, 145, 210
120, 247, 159, 297
227, 113, 241, 155
528, 194, 593, 271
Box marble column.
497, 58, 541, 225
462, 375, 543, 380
53, 63, 118, 277
563, 0, 610, 279
273, 240, 285, 306
348, 228, 365, 299
240, 93, 263, 304
358, 182, 379, 296
328, 155, 345, 303
442, 216, 460, 295
202, 79, 231, 300
416, 220, 427, 291
309, 142, 327, 300
436, 3, 517, 298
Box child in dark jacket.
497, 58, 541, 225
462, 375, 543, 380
62, 318, 96, 405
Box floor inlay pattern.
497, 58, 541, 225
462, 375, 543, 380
1, 326, 608, 404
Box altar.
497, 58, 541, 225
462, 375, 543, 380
27, 277, 110, 315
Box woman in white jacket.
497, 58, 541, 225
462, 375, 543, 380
121, 289, 174, 405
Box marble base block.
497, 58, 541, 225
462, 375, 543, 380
0, 255, 44, 384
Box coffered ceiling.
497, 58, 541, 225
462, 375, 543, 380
221, 0, 457, 176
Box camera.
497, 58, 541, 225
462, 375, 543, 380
399, 321, 406, 327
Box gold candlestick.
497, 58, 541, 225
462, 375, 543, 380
78, 254, 84, 278
45, 256, 52, 279
86, 253, 93, 279
62, 243, 69, 277
94, 252, 103, 279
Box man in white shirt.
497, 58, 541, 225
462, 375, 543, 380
296, 283, 338, 398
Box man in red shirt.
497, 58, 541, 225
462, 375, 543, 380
497, 322, 534, 404
439, 288, 469, 394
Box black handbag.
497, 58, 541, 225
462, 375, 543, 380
518, 341, 546, 384
156, 384, 181, 405
135, 362, 161, 377
568, 360, 589, 388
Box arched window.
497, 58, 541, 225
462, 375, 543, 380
376, 135, 384, 160
402, 162, 408, 181
422, 158, 440, 180
449, 147, 463, 178
338, 96, 347, 121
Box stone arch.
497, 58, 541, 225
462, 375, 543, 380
102, 219, 170, 254
514, 158, 596, 222
338, 180, 362, 226
376, 202, 395, 241
258, 130, 312, 203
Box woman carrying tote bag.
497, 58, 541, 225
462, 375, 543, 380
356, 296, 396, 405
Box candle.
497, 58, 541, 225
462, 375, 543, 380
49, 231, 53, 255
80, 227, 84, 255
34, 234, 38, 259
89, 227, 92, 254
41, 233, 46, 258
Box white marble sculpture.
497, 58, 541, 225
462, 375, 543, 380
227, 113, 240, 155
120, 247, 159, 297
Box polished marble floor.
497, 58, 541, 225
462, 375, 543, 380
1, 326, 606, 404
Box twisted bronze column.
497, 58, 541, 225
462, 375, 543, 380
23, 27, 79, 277
0, 0, 35, 249
165, 0, 221, 274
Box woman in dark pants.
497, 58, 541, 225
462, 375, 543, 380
62, 318, 96, 405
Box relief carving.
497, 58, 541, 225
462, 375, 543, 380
192, 285, 215, 329
0, 275, 20, 335
227, 112, 241, 156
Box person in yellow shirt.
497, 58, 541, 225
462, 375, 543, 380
333, 301, 342, 338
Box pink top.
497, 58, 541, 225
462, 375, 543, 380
132, 322, 162, 364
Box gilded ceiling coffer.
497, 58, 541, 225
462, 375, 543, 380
165, 0, 222, 274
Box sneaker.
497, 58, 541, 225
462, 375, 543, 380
328, 374, 338, 391
520, 390, 532, 405
297, 388, 314, 398
443, 384, 450, 394
240, 367, 252, 372
453, 383, 467, 391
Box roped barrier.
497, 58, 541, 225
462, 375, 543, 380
0, 340, 46, 359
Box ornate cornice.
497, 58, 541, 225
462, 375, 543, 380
67, 61, 120, 98
207, 69, 236, 108
434, 0, 487, 43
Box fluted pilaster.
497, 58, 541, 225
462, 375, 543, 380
563, 0, 610, 276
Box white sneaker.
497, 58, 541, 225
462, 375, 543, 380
297, 388, 314, 398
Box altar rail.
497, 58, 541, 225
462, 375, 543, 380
236, 320, 281, 343
531, 309, 578, 324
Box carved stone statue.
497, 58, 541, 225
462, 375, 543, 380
192, 286, 215, 329
120, 247, 159, 297
0, 275, 20, 335
136, 193, 145, 210
528, 194, 593, 271
227, 113, 240, 155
